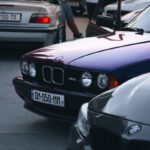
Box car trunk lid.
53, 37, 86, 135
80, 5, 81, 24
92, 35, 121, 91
0, 1, 51, 26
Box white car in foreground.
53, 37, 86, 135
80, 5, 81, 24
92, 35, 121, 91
0, 0, 65, 48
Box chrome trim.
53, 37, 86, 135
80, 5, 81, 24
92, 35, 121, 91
42, 66, 52, 84
52, 67, 64, 85
42, 66, 64, 85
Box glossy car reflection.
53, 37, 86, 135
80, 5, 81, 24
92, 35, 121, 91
67, 73, 150, 150
0, 0, 65, 49
13, 6, 150, 122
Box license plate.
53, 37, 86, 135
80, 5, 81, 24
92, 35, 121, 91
0, 13, 21, 22
31, 89, 65, 107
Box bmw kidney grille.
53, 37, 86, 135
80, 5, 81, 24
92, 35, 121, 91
42, 66, 64, 85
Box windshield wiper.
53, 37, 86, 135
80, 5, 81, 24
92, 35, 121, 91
121, 27, 144, 35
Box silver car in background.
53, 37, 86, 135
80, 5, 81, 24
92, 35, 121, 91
0, 0, 65, 49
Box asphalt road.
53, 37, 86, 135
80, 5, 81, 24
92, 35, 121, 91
0, 17, 89, 150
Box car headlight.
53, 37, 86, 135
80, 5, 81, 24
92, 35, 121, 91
21, 61, 29, 75
97, 74, 108, 89
29, 63, 36, 77
81, 72, 92, 87
77, 103, 90, 137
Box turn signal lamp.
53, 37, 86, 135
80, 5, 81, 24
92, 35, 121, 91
109, 76, 119, 89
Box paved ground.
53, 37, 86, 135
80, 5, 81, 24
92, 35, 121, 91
66, 17, 89, 40
0, 17, 89, 150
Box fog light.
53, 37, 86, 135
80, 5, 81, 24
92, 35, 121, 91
128, 124, 142, 135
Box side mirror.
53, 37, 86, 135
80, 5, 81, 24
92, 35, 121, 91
96, 15, 115, 29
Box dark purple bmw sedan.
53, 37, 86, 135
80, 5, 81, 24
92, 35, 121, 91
13, 6, 150, 122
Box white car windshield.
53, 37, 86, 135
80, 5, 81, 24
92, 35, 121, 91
127, 6, 150, 32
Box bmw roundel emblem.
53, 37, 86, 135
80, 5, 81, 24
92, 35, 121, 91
54, 56, 64, 62
127, 124, 142, 135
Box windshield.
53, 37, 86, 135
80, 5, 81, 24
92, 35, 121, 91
127, 6, 150, 32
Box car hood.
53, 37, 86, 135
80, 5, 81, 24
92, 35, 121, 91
104, 0, 150, 12
26, 31, 150, 71
90, 73, 150, 125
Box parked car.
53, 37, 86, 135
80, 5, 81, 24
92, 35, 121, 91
104, 0, 150, 17
67, 73, 150, 150
13, 5, 150, 122
0, 0, 65, 49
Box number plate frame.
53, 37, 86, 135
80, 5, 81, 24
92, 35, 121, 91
0, 13, 21, 22
31, 89, 65, 107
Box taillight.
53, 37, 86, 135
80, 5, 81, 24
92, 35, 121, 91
30, 13, 51, 24
36, 16, 51, 23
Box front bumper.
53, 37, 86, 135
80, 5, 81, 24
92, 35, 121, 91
0, 26, 57, 46
67, 124, 92, 150
67, 112, 150, 150
13, 76, 94, 122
